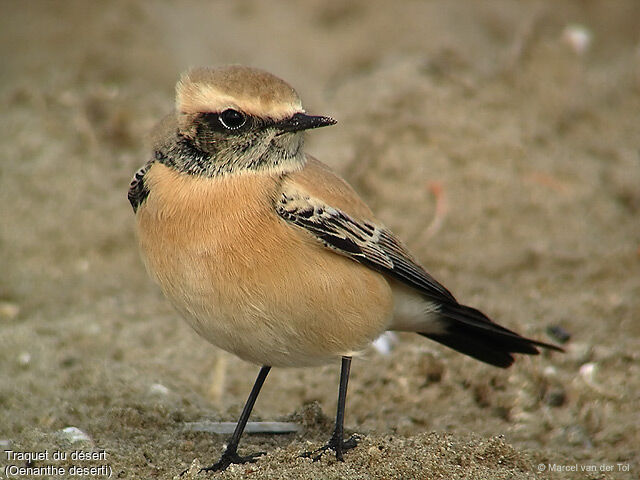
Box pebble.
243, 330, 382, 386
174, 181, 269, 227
372, 332, 398, 355
17, 352, 31, 366
544, 387, 566, 407
0, 302, 20, 320
58, 427, 92, 445
149, 383, 170, 396
579, 362, 596, 383
546, 325, 571, 344
563, 425, 593, 448
424, 360, 444, 383
562, 24, 592, 55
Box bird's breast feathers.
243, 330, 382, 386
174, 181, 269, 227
134, 161, 393, 366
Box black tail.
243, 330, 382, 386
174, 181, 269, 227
420, 303, 563, 368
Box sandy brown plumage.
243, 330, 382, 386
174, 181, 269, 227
129, 65, 561, 471
136, 159, 393, 367
177, 65, 302, 119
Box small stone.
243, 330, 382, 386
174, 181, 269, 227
424, 360, 444, 383
544, 387, 566, 407
58, 427, 92, 445
563, 425, 593, 448
60, 356, 78, 368
579, 362, 596, 383
149, 383, 170, 396
0, 302, 20, 320
76, 259, 90, 272
17, 352, 31, 366
546, 325, 571, 344
176, 458, 202, 479
372, 332, 398, 355
562, 24, 592, 55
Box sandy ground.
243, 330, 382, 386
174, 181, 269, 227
1, 1, 639, 479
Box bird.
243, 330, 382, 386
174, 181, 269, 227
128, 65, 562, 473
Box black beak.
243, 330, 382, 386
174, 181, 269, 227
275, 113, 336, 133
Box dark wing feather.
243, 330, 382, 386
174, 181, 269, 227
276, 190, 563, 367
276, 192, 456, 303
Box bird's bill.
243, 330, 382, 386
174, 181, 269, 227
275, 113, 336, 133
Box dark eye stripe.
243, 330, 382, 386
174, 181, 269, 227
197, 112, 279, 135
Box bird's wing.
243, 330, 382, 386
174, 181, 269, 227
278, 158, 563, 367
277, 158, 456, 303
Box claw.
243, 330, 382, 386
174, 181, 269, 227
300, 434, 359, 462
200, 450, 265, 473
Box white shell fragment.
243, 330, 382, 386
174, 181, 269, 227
58, 427, 92, 444
579, 362, 596, 383
149, 383, 170, 396
17, 352, 31, 366
562, 24, 593, 55
372, 332, 398, 355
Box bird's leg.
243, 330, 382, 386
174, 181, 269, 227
200, 366, 271, 473
301, 356, 358, 462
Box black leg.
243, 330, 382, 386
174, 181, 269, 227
200, 365, 271, 473
301, 356, 358, 462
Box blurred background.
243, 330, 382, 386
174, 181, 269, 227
1, 1, 639, 478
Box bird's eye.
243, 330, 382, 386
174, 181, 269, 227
219, 109, 246, 130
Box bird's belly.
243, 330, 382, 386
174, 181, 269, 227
140, 227, 394, 367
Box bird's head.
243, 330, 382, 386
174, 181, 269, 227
169, 65, 335, 177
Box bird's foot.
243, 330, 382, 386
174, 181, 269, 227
300, 433, 359, 462
199, 449, 265, 474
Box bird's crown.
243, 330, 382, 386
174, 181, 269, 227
176, 65, 303, 120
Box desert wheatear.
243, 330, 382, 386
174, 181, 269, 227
129, 65, 561, 472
